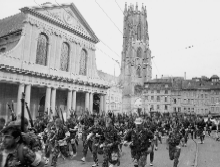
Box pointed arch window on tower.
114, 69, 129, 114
60, 42, 70, 72
36, 33, 48, 66
137, 23, 141, 40
137, 47, 142, 58
136, 65, 141, 78
79, 49, 87, 76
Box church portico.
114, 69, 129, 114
0, 65, 108, 120
0, 2, 110, 121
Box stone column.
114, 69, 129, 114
45, 87, 51, 115
51, 88, 56, 116
85, 92, 90, 112
17, 83, 25, 116
100, 95, 103, 113
90, 93, 93, 113
103, 94, 106, 113
25, 84, 31, 119
67, 89, 72, 118
72, 90, 76, 111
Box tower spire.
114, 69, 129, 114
136, 2, 138, 11
124, 2, 127, 13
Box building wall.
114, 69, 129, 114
144, 78, 220, 116
0, 83, 18, 121
0, 5, 109, 120
106, 85, 122, 113
144, 89, 172, 113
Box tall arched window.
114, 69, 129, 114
137, 47, 142, 58
137, 23, 141, 40
60, 42, 69, 72
79, 49, 87, 76
36, 33, 48, 66
136, 65, 141, 78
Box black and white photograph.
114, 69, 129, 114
0, 0, 220, 167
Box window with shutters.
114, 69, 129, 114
79, 49, 87, 75
36, 33, 48, 66
60, 42, 69, 71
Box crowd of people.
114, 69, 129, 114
0, 109, 218, 167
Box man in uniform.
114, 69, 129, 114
0, 120, 45, 167
86, 117, 104, 167
166, 123, 182, 167
197, 116, 206, 144
81, 116, 93, 162
123, 117, 154, 167
51, 118, 70, 167
102, 116, 121, 167
66, 115, 78, 158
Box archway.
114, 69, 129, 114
38, 95, 45, 117
93, 94, 100, 114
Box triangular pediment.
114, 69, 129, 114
27, 3, 99, 43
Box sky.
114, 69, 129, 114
0, 0, 220, 79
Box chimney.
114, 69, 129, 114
161, 75, 163, 78
184, 72, 186, 80
156, 75, 157, 79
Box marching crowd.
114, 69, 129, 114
0, 109, 217, 167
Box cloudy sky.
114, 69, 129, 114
1, 0, 220, 79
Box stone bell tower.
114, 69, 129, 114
120, 3, 152, 113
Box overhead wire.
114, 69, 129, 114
33, 0, 120, 70
94, 0, 123, 34
54, 0, 121, 62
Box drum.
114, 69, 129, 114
71, 139, 75, 144
58, 140, 67, 146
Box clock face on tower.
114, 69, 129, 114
63, 12, 74, 25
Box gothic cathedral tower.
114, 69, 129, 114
120, 3, 152, 113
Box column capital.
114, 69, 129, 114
19, 82, 25, 86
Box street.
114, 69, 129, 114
56, 137, 198, 167
197, 136, 220, 167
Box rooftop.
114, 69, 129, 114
0, 13, 25, 38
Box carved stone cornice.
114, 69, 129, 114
23, 13, 96, 51
0, 64, 108, 92
21, 7, 98, 42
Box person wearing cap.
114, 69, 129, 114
166, 123, 182, 167
0, 122, 45, 167
123, 117, 154, 167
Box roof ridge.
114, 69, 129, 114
0, 12, 22, 22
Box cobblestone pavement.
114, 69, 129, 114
197, 136, 220, 167
55, 137, 197, 167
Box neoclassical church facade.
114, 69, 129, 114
0, 3, 109, 121
120, 3, 152, 113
